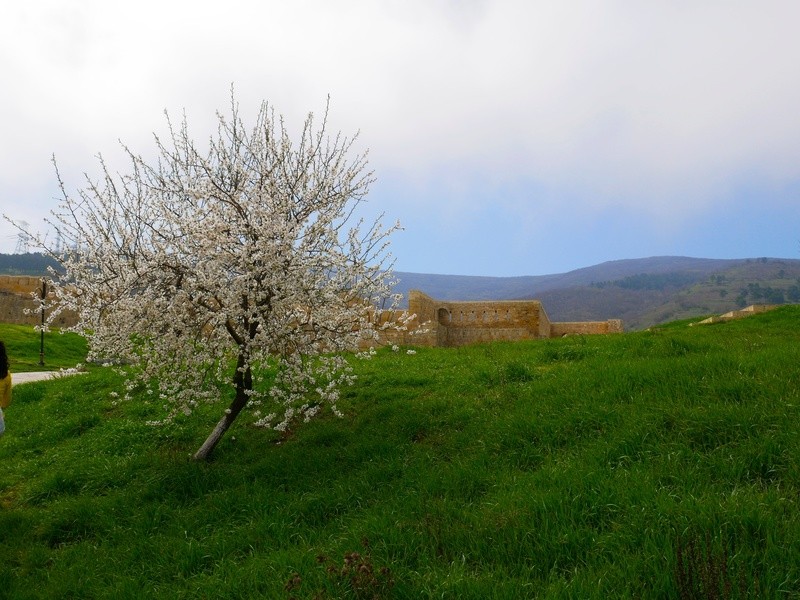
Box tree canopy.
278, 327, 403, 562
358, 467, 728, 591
25, 94, 402, 460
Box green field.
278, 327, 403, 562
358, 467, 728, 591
1, 309, 799, 598
1, 323, 88, 372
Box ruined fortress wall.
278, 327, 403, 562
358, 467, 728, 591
443, 326, 535, 346
0, 276, 44, 326
0, 276, 77, 328
407, 291, 438, 326
398, 290, 623, 347
0, 292, 37, 326
406, 291, 551, 347
537, 302, 552, 338
550, 319, 624, 337
0, 275, 44, 295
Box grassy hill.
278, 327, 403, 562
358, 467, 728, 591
1, 310, 800, 597
0, 323, 88, 372
0, 253, 60, 276
538, 258, 800, 329
393, 256, 748, 304
395, 257, 800, 330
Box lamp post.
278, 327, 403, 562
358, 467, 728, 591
39, 278, 46, 366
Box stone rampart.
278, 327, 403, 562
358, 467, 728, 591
381, 291, 622, 348
692, 304, 778, 326
0, 275, 44, 295
550, 319, 624, 337
0, 276, 77, 328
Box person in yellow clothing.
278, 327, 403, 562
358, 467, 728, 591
0, 341, 11, 435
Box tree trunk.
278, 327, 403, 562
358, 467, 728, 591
192, 355, 252, 461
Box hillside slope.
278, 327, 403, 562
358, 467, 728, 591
2, 309, 800, 597
0, 253, 60, 275
537, 257, 800, 329
394, 256, 745, 301
396, 256, 800, 329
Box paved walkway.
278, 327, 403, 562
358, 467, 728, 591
12, 372, 65, 385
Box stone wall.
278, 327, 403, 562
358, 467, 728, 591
380, 290, 623, 348
0, 276, 77, 328
550, 319, 624, 337
692, 304, 777, 326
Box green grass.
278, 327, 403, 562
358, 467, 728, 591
1, 323, 88, 372
2, 308, 800, 598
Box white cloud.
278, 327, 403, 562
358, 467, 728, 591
2, 0, 799, 254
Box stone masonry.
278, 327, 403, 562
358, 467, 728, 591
0, 275, 77, 328
380, 290, 623, 347
691, 304, 777, 326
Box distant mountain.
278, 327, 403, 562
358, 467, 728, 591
394, 256, 800, 330
394, 257, 746, 301
0, 253, 60, 276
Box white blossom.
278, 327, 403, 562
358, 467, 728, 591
11, 92, 405, 460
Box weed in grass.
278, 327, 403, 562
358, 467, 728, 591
674, 530, 761, 599
285, 572, 303, 598
479, 360, 539, 386
540, 340, 590, 363
38, 497, 114, 548
502, 361, 536, 384
286, 538, 394, 600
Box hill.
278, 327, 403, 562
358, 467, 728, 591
537, 257, 800, 329
395, 256, 800, 329
1, 309, 800, 597
0, 252, 60, 275
394, 256, 746, 300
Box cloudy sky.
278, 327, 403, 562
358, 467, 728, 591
2, 1, 799, 276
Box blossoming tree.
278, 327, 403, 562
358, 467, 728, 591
26, 95, 402, 460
